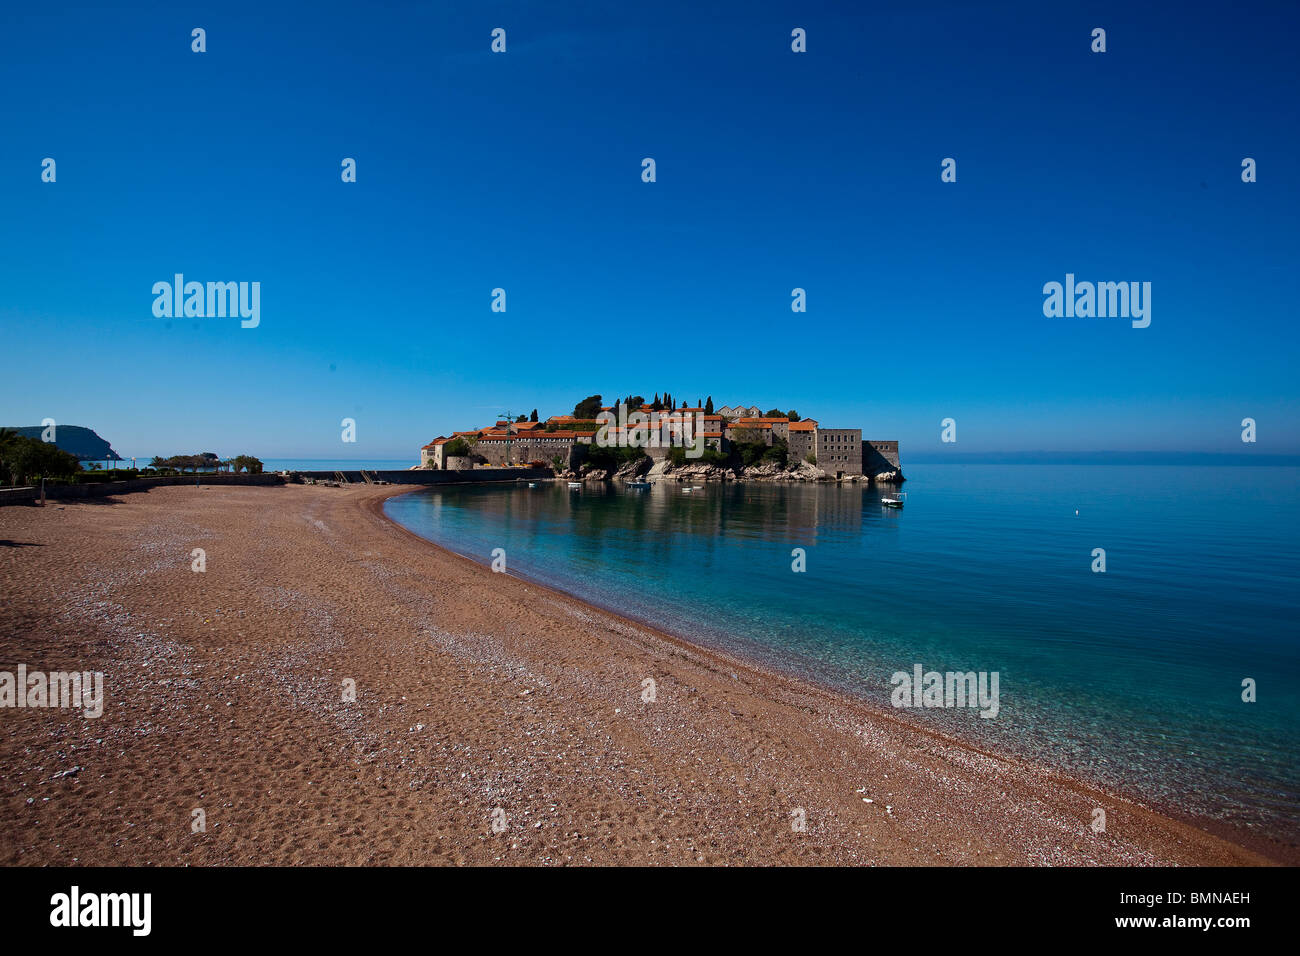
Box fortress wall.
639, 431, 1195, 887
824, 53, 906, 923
863, 440, 901, 473
298, 467, 551, 485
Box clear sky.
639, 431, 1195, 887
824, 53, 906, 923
2, 1, 1297, 461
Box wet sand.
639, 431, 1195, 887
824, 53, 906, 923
0, 483, 1279, 865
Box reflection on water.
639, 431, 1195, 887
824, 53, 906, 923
386, 466, 1300, 844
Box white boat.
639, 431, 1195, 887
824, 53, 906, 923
528, 482, 538, 488
568, 481, 582, 489
881, 491, 907, 508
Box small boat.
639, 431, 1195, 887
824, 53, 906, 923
528, 482, 538, 488
881, 492, 907, 508
568, 481, 582, 489
627, 481, 651, 490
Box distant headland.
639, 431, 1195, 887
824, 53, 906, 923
4, 424, 121, 461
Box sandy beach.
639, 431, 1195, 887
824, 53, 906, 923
0, 483, 1280, 865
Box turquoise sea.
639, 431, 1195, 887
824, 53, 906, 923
385, 464, 1300, 846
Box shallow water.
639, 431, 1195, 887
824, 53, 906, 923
386, 464, 1300, 844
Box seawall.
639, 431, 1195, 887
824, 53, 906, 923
294, 467, 551, 485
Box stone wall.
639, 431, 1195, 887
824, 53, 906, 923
0, 487, 39, 506
474, 436, 584, 469
862, 440, 901, 474
297, 467, 550, 485
816, 428, 863, 477
788, 430, 816, 464
41, 473, 284, 500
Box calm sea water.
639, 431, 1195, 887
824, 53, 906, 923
385, 465, 1300, 844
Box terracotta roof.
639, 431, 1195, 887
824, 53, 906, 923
541, 430, 597, 439
476, 429, 598, 440
788, 421, 817, 432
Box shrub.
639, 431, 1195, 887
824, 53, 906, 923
668, 447, 729, 468
584, 445, 646, 471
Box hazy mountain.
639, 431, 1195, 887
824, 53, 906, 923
5, 425, 122, 461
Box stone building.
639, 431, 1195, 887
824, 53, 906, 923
816, 428, 862, 479
422, 406, 898, 480
473, 428, 596, 468
420, 438, 446, 469
787, 420, 818, 463
863, 440, 901, 474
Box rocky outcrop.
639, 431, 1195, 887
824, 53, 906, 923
578, 456, 904, 484
666, 461, 734, 481
613, 456, 653, 480
782, 460, 826, 482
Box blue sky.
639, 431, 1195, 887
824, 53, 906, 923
2, 0, 1297, 460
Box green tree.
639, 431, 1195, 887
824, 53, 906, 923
704, 396, 714, 415
573, 395, 603, 419
444, 437, 472, 457
530, 409, 538, 422
0, 434, 80, 486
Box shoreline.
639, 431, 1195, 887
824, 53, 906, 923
0, 483, 1285, 865
377, 486, 1295, 865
